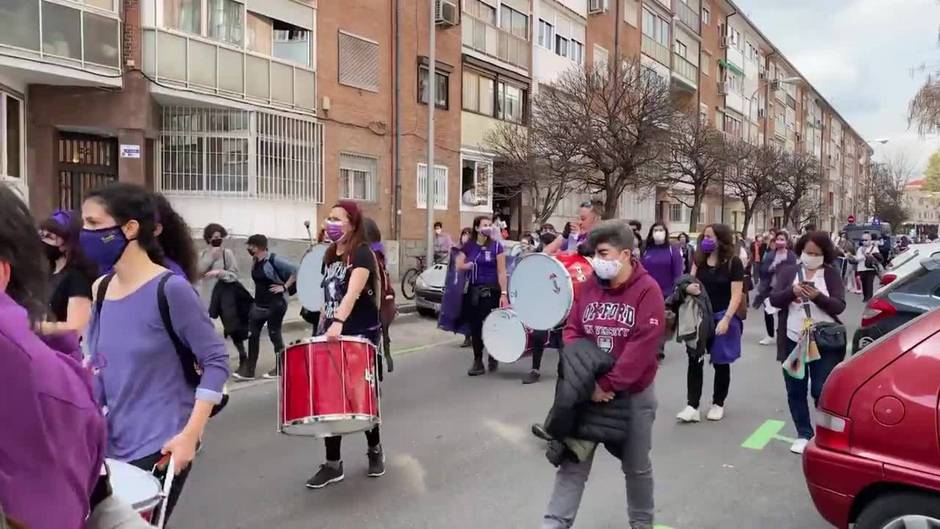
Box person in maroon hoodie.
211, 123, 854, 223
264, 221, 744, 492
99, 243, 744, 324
541, 220, 663, 529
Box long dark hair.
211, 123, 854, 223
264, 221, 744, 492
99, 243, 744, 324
152, 193, 198, 282
645, 222, 670, 249
471, 215, 492, 245
324, 200, 367, 264
694, 223, 735, 269
0, 185, 49, 322
795, 231, 838, 264
202, 222, 228, 243
85, 183, 165, 268
39, 210, 98, 284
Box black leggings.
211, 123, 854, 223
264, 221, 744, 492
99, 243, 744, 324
859, 270, 877, 301
764, 312, 775, 338
325, 426, 381, 461
687, 356, 731, 408
463, 286, 501, 364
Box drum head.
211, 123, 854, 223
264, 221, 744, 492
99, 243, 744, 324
482, 309, 528, 363
107, 459, 162, 512
297, 244, 328, 312
508, 254, 574, 330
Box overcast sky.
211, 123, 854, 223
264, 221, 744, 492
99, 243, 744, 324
734, 0, 940, 175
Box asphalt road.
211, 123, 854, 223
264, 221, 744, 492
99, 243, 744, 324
173, 295, 867, 529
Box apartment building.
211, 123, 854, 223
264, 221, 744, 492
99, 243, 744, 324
903, 179, 940, 237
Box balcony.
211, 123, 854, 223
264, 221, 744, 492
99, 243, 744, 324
142, 27, 316, 114
672, 53, 697, 90
642, 35, 670, 67
461, 16, 529, 71
0, 0, 122, 84
676, 2, 700, 33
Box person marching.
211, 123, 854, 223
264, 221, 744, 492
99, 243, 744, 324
541, 220, 662, 529
83, 183, 230, 522
433, 221, 454, 263
36, 209, 97, 337
855, 231, 881, 301
676, 224, 745, 423
836, 233, 859, 294
752, 229, 796, 347
544, 199, 603, 255
456, 215, 509, 376
239, 234, 297, 380
517, 233, 553, 385
676, 232, 694, 274
641, 222, 683, 361
769, 231, 846, 454
200, 223, 253, 375
364, 217, 396, 371
306, 201, 386, 489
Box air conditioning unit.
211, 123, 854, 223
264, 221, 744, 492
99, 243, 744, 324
435, 0, 458, 26
588, 0, 608, 14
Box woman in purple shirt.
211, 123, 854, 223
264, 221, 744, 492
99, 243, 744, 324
82, 183, 229, 522
455, 215, 508, 376
641, 222, 684, 360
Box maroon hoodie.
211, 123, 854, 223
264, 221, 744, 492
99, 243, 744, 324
563, 260, 664, 393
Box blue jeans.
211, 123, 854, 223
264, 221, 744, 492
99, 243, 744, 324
782, 338, 845, 440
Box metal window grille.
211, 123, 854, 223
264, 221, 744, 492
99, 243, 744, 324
159, 106, 322, 202
339, 152, 377, 201
338, 32, 379, 92
417, 163, 448, 210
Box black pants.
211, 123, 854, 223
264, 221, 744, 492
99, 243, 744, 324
247, 299, 287, 375
859, 270, 877, 301
129, 451, 194, 525
530, 329, 549, 370
764, 312, 775, 338
687, 356, 731, 408
324, 329, 382, 461
463, 286, 501, 365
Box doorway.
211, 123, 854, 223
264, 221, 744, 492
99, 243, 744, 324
57, 132, 117, 210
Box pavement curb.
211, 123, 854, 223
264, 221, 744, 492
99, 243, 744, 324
279, 302, 419, 333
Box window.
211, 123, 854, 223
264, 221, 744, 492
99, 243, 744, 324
339, 153, 377, 201
724, 70, 744, 95
642, 8, 669, 46
246, 12, 273, 55
701, 52, 710, 76
669, 203, 684, 223
593, 44, 609, 68
462, 158, 492, 208
702, 7, 710, 25
500, 5, 528, 39
164, 0, 201, 34
675, 40, 687, 58
417, 163, 448, 210
723, 114, 742, 137
208, 0, 243, 45
1, 94, 23, 179
465, 0, 496, 24
273, 21, 312, 66
555, 34, 569, 58
338, 32, 380, 92
538, 19, 554, 48
570, 39, 584, 65
462, 70, 495, 116
497, 81, 525, 123
419, 66, 449, 109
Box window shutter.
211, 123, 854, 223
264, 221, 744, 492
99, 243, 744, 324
338, 32, 379, 92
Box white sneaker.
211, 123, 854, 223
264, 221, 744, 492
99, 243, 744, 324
676, 405, 701, 423
706, 404, 725, 421
790, 438, 809, 454
758, 336, 775, 346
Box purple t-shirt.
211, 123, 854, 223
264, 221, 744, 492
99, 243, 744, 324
560, 232, 587, 252
641, 244, 684, 298
88, 273, 229, 461
0, 292, 106, 529
461, 239, 503, 286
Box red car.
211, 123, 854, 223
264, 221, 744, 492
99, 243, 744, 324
804, 308, 940, 528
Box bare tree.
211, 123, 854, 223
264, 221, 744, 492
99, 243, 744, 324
485, 121, 580, 227
525, 59, 675, 218
910, 74, 940, 135
661, 112, 732, 232
774, 150, 823, 229
871, 153, 913, 228
726, 143, 784, 236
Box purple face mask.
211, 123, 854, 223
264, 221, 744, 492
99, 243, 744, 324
325, 222, 345, 242
80, 226, 129, 274
700, 238, 717, 253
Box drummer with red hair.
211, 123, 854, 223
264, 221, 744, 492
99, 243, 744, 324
306, 200, 386, 489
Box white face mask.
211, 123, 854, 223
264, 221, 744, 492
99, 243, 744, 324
592, 256, 624, 280
801, 253, 824, 270
652, 230, 666, 244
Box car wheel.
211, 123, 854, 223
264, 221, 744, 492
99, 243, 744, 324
856, 491, 940, 529
417, 307, 436, 318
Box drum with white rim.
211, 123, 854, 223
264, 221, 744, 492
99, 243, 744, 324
508, 253, 592, 330
482, 309, 529, 363
297, 244, 328, 312
107, 458, 163, 522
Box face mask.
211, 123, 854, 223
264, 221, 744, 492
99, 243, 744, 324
863, 240, 871, 247
700, 238, 717, 253
479, 226, 493, 238
434, 228, 442, 235
775, 240, 787, 250
247, 248, 257, 257
80, 226, 129, 274
325, 221, 345, 243
592, 256, 623, 280
653, 230, 666, 244
461, 235, 470, 244
210, 238, 223, 247
801, 253, 824, 270
44, 242, 63, 262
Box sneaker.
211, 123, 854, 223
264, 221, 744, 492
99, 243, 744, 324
262, 367, 279, 379
706, 404, 725, 421
531, 423, 553, 441
522, 370, 541, 385
758, 336, 775, 346
305, 462, 344, 489
467, 361, 485, 376
790, 438, 809, 454
676, 405, 701, 423
367, 447, 386, 477
232, 366, 256, 381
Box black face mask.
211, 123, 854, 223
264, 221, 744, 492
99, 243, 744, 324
210, 238, 223, 247
44, 242, 63, 262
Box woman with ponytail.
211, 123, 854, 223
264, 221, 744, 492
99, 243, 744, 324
82, 183, 229, 522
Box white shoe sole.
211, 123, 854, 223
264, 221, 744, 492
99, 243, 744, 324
305, 475, 345, 489
231, 373, 255, 381
367, 469, 386, 477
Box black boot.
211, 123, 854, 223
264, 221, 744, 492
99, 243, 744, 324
468, 360, 485, 376
488, 357, 499, 373
234, 340, 248, 375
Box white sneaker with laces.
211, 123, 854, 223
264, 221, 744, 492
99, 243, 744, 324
758, 336, 775, 346
676, 405, 701, 423
790, 438, 809, 454
706, 404, 725, 421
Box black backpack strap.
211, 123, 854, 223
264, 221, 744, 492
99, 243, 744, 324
157, 273, 201, 388
94, 273, 115, 317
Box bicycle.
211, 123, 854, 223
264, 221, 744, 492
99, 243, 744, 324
400, 255, 427, 300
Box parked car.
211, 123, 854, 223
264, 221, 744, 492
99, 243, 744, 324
414, 261, 448, 317
852, 257, 940, 353
876, 241, 940, 293
804, 307, 940, 529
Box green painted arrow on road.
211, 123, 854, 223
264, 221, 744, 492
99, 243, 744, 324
741, 420, 796, 450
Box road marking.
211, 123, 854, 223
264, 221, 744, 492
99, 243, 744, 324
654, 525, 674, 529
741, 420, 792, 450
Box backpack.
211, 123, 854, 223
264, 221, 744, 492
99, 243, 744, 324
94, 272, 228, 416
268, 253, 297, 296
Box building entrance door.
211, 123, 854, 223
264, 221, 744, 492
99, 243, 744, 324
57, 132, 117, 210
